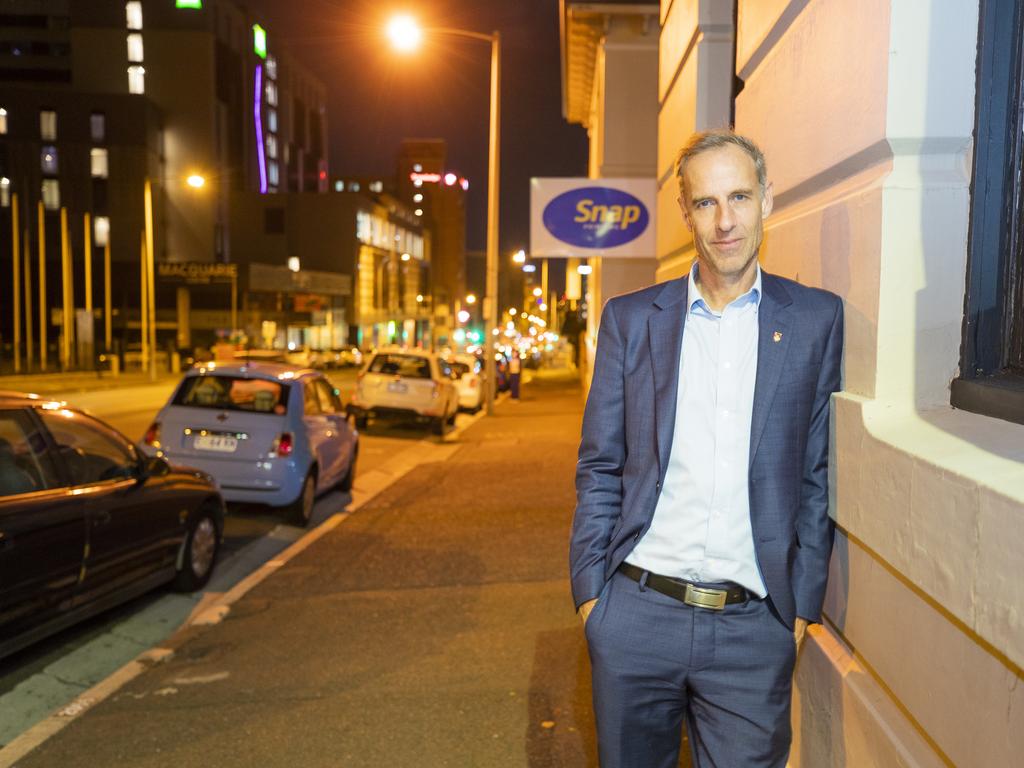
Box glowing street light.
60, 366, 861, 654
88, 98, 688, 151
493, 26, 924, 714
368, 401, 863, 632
465, 293, 477, 305
532, 287, 543, 297
512, 249, 526, 264
186, 173, 206, 189
386, 14, 422, 52
388, 13, 502, 416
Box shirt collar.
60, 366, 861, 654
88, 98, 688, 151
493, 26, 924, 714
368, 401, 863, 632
687, 262, 762, 315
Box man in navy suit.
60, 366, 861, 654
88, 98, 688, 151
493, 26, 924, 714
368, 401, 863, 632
571, 130, 843, 768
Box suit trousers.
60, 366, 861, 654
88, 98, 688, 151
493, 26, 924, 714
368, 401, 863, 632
585, 570, 796, 768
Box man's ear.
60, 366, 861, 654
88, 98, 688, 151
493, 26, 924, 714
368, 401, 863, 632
677, 196, 693, 232
761, 181, 774, 220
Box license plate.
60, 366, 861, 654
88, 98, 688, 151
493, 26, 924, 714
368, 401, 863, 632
194, 435, 238, 453
387, 381, 408, 393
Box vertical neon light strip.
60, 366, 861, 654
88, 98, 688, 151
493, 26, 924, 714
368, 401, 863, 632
254, 63, 268, 194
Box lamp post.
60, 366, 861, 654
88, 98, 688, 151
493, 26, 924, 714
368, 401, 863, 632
387, 15, 501, 415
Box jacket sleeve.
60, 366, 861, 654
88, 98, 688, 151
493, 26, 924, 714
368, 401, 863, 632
793, 295, 843, 622
570, 299, 627, 609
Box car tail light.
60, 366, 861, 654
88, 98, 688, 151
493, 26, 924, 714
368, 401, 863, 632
273, 432, 294, 457
143, 421, 161, 447
469, 378, 478, 388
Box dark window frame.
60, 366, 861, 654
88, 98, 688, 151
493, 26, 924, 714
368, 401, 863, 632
952, 0, 1024, 425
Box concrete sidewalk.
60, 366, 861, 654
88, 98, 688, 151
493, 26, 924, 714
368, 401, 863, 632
0, 370, 179, 397
7, 368, 611, 768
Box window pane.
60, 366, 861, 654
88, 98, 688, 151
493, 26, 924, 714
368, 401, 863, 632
42, 179, 59, 210
0, 177, 9, 208
90, 112, 105, 142
303, 382, 321, 415
0, 409, 60, 495
128, 65, 145, 95
39, 110, 56, 140
268, 109, 277, 133
0, 108, 7, 135
268, 161, 279, 187
39, 411, 137, 486
266, 134, 277, 159
94, 216, 110, 247
40, 146, 58, 175
173, 376, 290, 414
127, 32, 143, 63
126, 1, 143, 30
90, 148, 108, 178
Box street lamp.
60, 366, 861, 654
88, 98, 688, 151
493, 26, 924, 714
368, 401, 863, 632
387, 14, 501, 415
512, 249, 526, 264
465, 293, 477, 305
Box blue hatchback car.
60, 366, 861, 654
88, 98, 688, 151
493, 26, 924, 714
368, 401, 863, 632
142, 362, 358, 526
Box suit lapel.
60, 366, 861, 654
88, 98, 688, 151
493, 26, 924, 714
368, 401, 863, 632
648, 277, 688, 479
749, 274, 793, 469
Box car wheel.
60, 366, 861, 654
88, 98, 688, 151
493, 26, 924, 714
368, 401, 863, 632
339, 447, 357, 493
174, 507, 220, 592
354, 414, 368, 430
287, 471, 317, 527
446, 410, 457, 426
431, 416, 446, 436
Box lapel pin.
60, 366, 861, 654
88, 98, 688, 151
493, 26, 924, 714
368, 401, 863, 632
773, 331, 783, 343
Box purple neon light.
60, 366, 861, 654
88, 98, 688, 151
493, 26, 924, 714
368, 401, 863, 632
254, 64, 268, 194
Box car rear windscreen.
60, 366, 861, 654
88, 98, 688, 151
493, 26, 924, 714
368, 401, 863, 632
368, 354, 432, 379
173, 376, 290, 413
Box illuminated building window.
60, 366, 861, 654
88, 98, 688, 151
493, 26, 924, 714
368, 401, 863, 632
127, 33, 144, 63
42, 179, 60, 210
356, 211, 371, 242
266, 134, 277, 159
94, 216, 110, 247
128, 65, 145, 94
90, 148, 108, 178
265, 81, 277, 107
413, 193, 423, 203
414, 208, 423, 217
350, 182, 360, 192
41, 146, 58, 175
40, 110, 57, 140
413, 179, 422, 188
370, 180, 383, 193
0, 108, 7, 135
126, 2, 143, 30
413, 163, 422, 172
334, 181, 344, 192
90, 112, 105, 142
176, 0, 202, 8
266, 56, 277, 80
268, 161, 279, 187
268, 109, 277, 133
0, 177, 9, 208
253, 24, 267, 59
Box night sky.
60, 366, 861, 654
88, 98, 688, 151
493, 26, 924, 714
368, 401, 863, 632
246, 0, 590, 255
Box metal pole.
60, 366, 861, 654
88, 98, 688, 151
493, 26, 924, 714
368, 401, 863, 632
104, 239, 111, 352
60, 207, 73, 370
37, 201, 46, 372
144, 179, 156, 380
230, 273, 238, 338
24, 226, 33, 370
11, 194, 20, 373
83, 213, 93, 319
140, 230, 148, 375
484, 30, 501, 415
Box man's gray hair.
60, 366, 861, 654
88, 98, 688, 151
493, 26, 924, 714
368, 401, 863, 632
675, 130, 767, 198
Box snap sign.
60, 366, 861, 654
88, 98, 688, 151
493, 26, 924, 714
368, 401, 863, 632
530, 177, 656, 258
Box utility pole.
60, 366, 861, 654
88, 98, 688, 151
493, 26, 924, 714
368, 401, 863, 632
11, 194, 20, 373
37, 201, 47, 372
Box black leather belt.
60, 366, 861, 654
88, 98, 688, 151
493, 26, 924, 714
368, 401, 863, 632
618, 563, 753, 610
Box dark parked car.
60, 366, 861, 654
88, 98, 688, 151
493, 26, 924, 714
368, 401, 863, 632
0, 392, 225, 660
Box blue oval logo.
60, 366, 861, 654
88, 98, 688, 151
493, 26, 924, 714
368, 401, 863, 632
542, 186, 649, 249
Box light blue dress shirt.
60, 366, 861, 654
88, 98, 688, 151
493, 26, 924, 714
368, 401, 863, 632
626, 263, 768, 596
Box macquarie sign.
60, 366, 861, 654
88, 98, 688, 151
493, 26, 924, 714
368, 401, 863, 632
530, 178, 656, 258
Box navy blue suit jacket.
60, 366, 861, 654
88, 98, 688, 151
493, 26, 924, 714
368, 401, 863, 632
570, 271, 843, 628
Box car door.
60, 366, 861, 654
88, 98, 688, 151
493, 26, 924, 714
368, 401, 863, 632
315, 378, 354, 471
301, 378, 341, 489
0, 407, 86, 649
37, 409, 180, 605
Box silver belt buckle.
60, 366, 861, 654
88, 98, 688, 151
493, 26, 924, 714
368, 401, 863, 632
684, 584, 727, 610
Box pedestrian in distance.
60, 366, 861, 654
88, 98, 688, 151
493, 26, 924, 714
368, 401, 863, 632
509, 350, 522, 400
570, 129, 844, 768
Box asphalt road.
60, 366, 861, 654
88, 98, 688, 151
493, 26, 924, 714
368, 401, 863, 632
4, 370, 622, 768
0, 367, 487, 748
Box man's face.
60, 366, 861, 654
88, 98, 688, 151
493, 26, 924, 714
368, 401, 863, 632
678, 144, 773, 283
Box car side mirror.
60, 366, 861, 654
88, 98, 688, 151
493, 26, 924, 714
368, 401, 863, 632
139, 454, 171, 480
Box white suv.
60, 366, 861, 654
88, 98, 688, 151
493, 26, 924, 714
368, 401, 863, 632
348, 348, 459, 435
